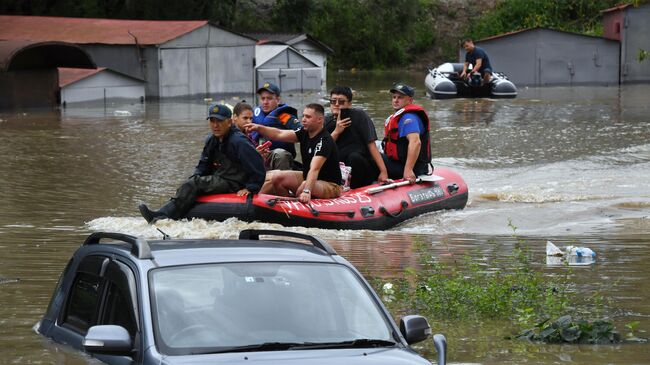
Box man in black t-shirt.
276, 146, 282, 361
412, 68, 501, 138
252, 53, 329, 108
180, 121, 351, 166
460, 38, 493, 85
246, 103, 342, 203
325, 86, 388, 188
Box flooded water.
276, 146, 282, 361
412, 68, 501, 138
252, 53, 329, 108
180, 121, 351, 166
1, 71, 649, 364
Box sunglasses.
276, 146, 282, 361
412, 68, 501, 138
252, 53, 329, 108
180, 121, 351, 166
329, 99, 349, 105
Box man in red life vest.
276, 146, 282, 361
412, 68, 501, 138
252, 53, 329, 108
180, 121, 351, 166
381, 83, 432, 184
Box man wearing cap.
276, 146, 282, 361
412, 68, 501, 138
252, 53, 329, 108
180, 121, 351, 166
246, 103, 342, 204
252, 82, 302, 170
382, 83, 432, 184
138, 103, 266, 223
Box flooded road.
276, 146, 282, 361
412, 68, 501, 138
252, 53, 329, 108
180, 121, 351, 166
1, 71, 649, 364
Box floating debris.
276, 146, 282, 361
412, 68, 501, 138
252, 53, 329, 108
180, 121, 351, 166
0, 277, 20, 285
546, 240, 596, 266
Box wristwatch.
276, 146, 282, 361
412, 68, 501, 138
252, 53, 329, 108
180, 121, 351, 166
302, 189, 311, 194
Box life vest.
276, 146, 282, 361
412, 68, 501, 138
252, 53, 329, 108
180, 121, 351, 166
253, 104, 301, 156
382, 104, 431, 164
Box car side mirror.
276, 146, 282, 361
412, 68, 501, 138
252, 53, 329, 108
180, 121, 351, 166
83, 325, 132, 355
399, 315, 431, 344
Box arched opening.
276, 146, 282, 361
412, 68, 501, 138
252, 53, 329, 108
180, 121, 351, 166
0, 40, 96, 109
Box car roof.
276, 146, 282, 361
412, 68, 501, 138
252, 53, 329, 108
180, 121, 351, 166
147, 239, 341, 267
81, 230, 343, 268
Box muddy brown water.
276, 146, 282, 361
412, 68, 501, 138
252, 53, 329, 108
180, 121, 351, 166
1, 71, 649, 364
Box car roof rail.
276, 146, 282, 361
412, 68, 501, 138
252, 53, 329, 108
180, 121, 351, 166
83, 232, 153, 259
238, 229, 337, 255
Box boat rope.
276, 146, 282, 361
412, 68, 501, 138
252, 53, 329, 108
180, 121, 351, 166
266, 197, 355, 218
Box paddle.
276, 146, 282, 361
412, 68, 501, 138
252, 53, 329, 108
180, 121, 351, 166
365, 174, 444, 195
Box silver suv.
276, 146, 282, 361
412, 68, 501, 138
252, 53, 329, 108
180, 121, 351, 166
38, 229, 446, 364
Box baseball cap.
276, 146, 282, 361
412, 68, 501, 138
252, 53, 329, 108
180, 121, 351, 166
206, 103, 232, 120
256, 82, 281, 96
390, 83, 415, 97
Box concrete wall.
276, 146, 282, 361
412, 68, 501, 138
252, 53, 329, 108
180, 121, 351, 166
60, 71, 144, 104
470, 29, 619, 86
602, 10, 624, 41
621, 5, 650, 83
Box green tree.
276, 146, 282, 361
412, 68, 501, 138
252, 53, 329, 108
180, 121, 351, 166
467, 0, 623, 40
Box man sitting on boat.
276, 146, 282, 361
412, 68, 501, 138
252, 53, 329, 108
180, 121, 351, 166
138, 103, 266, 223
325, 86, 388, 188
382, 83, 432, 184
252, 82, 301, 170
246, 103, 342, 204
460, 38, 492, 85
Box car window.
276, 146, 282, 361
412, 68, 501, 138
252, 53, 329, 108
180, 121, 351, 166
150, 262, 393, 355
63, 272, 102, 333
101, 259, 139, 337
101, 282, 137, 336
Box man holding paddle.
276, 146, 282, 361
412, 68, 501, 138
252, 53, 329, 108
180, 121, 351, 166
381, 83, 432, 183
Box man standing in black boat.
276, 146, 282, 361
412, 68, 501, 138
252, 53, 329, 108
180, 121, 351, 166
138, 103, 266, 223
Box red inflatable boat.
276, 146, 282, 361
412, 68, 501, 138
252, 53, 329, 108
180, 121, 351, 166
186, 167, 468, 230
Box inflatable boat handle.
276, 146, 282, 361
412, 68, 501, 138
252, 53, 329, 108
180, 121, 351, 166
366, 179, 419, 194
305, 202, 355, 218
266, 197, 354, 218
266, 196, 300, 206
379, 200, 408, 218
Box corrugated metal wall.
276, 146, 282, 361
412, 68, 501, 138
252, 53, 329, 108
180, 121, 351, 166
159, 25, 255, 98
60, 71, 144, 104
256, 48, 321, 92
469, 29, 619, 86
291, 39, 327, 89
621, 5, 650, 83
79, 25, 256, 99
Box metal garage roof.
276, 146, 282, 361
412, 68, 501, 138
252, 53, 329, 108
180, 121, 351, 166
0, 15, 207, 45
58, 67, 144, 87
255, 44, 318, 68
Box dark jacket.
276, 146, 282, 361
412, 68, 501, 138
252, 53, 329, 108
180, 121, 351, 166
194, 126, 266, 193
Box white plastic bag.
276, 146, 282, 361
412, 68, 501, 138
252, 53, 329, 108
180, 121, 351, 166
339, 162, 352, 191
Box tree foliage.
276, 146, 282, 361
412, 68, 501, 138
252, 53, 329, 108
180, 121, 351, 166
465, 0, 645, 40
0, 0, 442, 69
3, 0, 645, 69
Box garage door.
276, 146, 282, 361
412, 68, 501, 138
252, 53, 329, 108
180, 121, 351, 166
257, 67, 322, 92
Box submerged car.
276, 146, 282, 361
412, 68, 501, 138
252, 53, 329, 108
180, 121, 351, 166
38, 229, 447, 364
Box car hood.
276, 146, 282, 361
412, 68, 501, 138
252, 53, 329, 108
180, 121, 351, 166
162, 347, 431, 364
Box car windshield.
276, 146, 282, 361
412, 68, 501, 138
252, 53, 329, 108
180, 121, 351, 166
150, 262, 395, 355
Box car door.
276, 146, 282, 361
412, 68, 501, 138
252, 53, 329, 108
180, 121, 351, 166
50, 254, 140, 364
94, 259, 140, 365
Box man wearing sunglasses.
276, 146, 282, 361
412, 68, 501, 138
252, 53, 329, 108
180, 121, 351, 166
382, 83, 432, 184
325, 86, 388, 188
